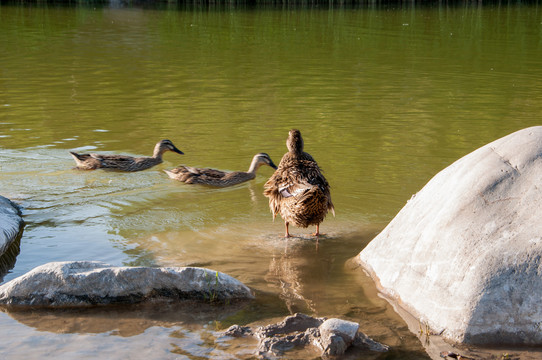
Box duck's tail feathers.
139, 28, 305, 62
163, 169, 175, 179
69, 151, 84, 160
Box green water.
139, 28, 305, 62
1, 2, 542, 359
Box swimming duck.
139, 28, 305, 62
164, 153, 277, 187
69, 139, 184, 172
263, 129, 334, 237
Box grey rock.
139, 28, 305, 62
0, 195, 24, 256
0, 261, 253, 307
256, 312, 325, 339
228, 313, 388, 357
319, 318, 359, 341
315, 318, 360, 355
224, 324, 253, 337
358, 126, 542, 345
322, 334, 347, 355
258, 331, 310, 356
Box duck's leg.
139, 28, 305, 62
312, 224, 320, 237
284, 222, 291, 238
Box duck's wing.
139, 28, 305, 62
279, 159, 326, 188
276, 168, 319, 201
89, 153, 137, 168
90, 153, 135, 161
165, 165, 228, 183
196, 167, 228, 179
298, 159, 334, 215
181, 166, 228, 179
263, 153, 304, 216
268, 157, 334, 214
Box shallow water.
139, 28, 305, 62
1, 2, 542, 359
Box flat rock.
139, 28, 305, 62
0, 195, 24, 256
0, 261, 253, 307
358, 126, 542, 345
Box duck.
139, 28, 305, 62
69, 139, 184, 172
263, 129, 334, 237
164, 153, 277, 187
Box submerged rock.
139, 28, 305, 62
0, 261, 253, 307
358, 126, 542, 345
0, 195, 24, 257
224, 313, 389, 357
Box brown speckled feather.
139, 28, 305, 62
264, 130, 334, 233
69, 140, 183, 172
164, 153, 277, 187
167, 166, 254, 186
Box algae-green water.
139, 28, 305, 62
1, 2, 542, 359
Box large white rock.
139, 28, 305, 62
0, 261, 253, 307
358, 126, 542, 345
0, 195, 23, 256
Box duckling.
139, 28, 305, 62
164, 153, 277, 187
69, 139, 184, 172
264, 129, 334, 237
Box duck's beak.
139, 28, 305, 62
171, 146, 184, 155
269, 160, 278, 169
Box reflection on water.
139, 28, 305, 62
0, 235, 22, 282
1, 1, 542, 359
3, 301, 251, 336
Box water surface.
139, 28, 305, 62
1, 2, 542, 359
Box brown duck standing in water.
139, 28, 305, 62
164, 153, 277, 187
264, 129, 334, 237
69, 139, 184, 172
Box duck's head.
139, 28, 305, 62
155, 139, 184, 156
286, 129, 304, 153
249, 153, 277, 173
257, 153, 277, 169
